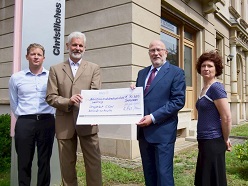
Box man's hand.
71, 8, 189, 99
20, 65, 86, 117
136, 115, 152, 127
69, 94, 82, 105
130, 84, 136, 90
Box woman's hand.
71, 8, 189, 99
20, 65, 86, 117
226, 139, 232, 151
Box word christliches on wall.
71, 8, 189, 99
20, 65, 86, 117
53, 2, 62, 56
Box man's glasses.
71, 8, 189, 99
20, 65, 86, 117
148, 48, 166, 53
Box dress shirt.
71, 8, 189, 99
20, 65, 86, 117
69, 58, 82, 77
9, 68, 55, 117
145, 62, 165, 124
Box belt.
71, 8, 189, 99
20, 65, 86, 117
19, 114, 54, 120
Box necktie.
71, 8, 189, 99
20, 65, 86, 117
144, 68, 157, 94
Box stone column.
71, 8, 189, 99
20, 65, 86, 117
245, 51, 248, 120
230, 45, 238, 95
230, 44, 240, 125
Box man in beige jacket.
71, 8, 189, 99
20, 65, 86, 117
46, 31, 102, 186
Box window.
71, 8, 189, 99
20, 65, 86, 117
216, 34, 224, 80
161, 19, 178, 34
184, 45, 192, 86
160, 18, 195, 86
161, 32, 179, 66
160, 13, 197, 119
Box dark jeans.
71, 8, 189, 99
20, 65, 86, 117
15, 115, 55, 186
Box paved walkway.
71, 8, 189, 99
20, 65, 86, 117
101, 137, 197, 169
174, 137, 197, 154
229, 136, 248, 145
101, 136, 247, 170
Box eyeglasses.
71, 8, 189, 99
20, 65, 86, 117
148, 48, 166, 53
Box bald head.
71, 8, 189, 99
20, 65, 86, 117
148, 40, 168, 68
149, 40, 166, 49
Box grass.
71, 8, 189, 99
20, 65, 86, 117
1, 123, 248, 186
230, 123, 248, 137
174, 123, 248, 186
226, 147, 248, 186
173, 145, 248, 186
76, 158, 144, 186
174, 146, 196, 185
0, 169, 10, 186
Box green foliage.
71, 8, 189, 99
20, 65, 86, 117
0, 170, 10, 186
226, 144, 248, 185
235, 140, 248, 162
0, 114, 11, 172
231, 123, 248, 163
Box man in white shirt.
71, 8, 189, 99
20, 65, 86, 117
9, 43, 55, 186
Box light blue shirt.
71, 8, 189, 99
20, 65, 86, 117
9, 68, 55, 117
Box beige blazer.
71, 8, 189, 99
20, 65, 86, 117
46, 60, 101, 139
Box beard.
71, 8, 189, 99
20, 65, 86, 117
69, 49, 84, 59
152, 59, 164, 67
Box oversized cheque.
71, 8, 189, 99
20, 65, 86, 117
77, 87, 144, 124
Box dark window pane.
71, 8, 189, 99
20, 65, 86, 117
184, 31, 193, 40
184, 45, 192, 86
161, 18, 178, 34
161, 32, 179, 66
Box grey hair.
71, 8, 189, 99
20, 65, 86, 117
67, 31, 86, 45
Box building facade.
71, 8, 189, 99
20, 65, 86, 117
0, 0, 248, 159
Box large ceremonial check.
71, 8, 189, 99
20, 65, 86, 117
77, 87, 144, 125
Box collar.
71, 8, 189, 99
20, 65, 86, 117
25, 67, 47, 75
69, 58, 82, 66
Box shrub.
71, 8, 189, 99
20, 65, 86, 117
235, 140, 248, 162
0, 114, 11, 171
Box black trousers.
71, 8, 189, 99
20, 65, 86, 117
194, 137, 227, 186
15, 115, 55, 186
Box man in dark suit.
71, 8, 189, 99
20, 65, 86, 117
46, 31, 102, 186
133, 40, 186, 186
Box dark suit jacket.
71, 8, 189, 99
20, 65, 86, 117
46, 60, 101, 139
136, 61, 186, 143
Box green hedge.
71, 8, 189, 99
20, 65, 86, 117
235, 140, 248, 162
0, 114, 11, 171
